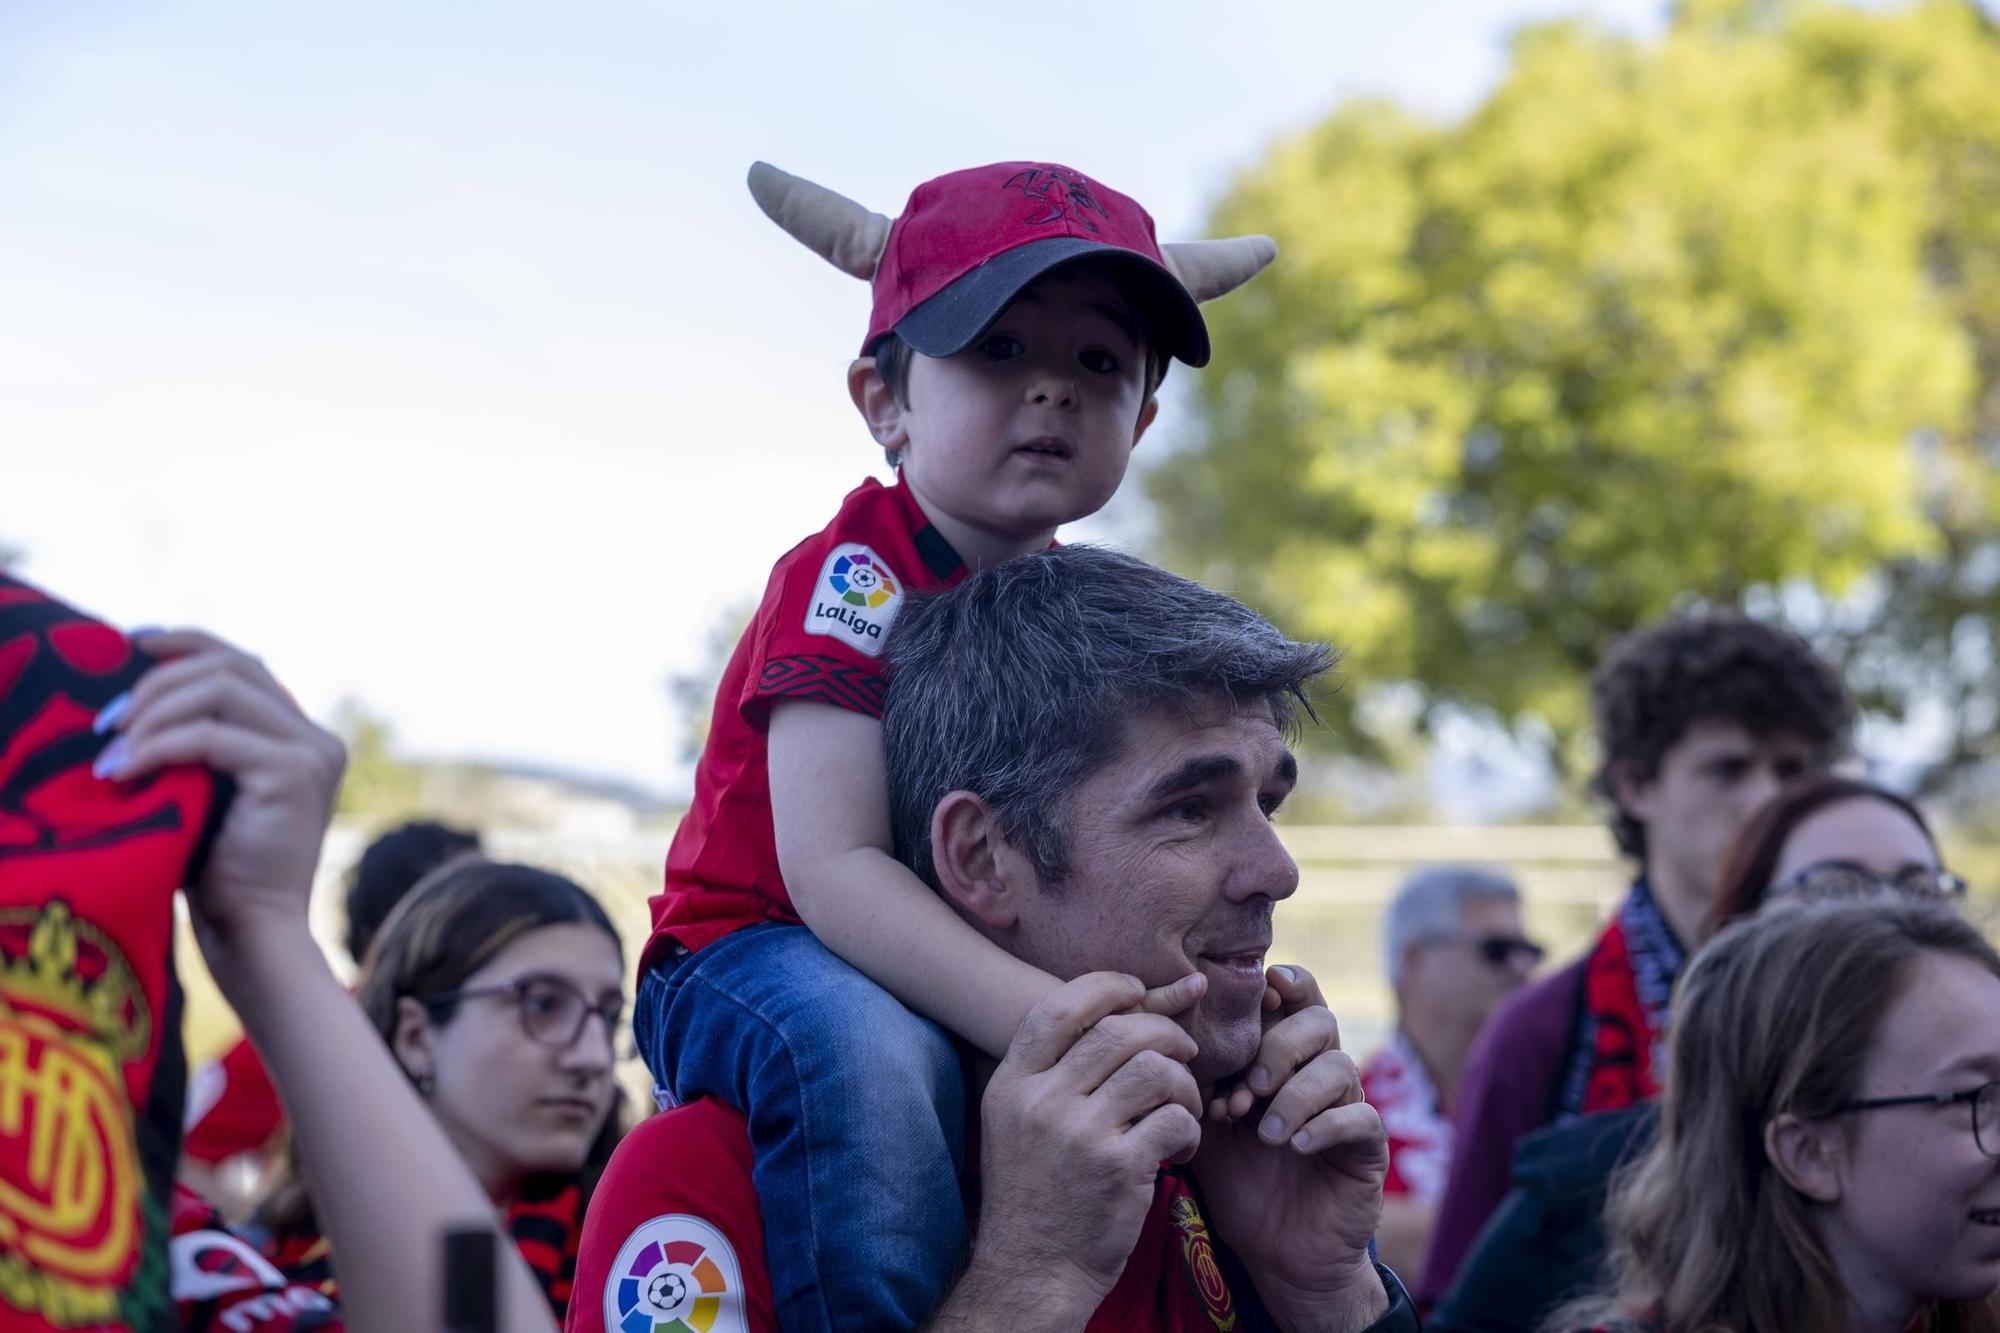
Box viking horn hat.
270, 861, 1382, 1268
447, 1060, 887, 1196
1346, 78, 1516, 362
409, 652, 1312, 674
746, 160, 1275, 366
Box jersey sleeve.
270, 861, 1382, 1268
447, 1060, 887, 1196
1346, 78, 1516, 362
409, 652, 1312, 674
567, 1101, 777, 1333
743, 534, 916, 722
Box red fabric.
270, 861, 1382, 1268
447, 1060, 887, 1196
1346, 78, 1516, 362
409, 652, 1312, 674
641, 476, 965, 970
1415, 958, 1586, 1308
567, 1099, 1245, 1333
863, 162, 1177, 353
169, 1186, 339, 1332
1361, 1032, 1453, 1206
0, 575, 228, 1333
1572, 920, 1664, 1115
182, 1034, 285, 1166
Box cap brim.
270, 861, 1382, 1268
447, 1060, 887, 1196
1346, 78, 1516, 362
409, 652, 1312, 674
892, 236, 1211, 368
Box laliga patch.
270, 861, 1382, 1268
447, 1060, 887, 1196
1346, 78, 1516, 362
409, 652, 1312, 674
604, 1213, 747, 1333
804, 543, 903, 657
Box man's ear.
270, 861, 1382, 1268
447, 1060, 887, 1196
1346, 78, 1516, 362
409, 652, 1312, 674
391, 996, 438, 1085
1131, 394, 1160, 449
848, 357, 909, 455
931, 790, 1032, 930
1765, 1111, 1844, 1204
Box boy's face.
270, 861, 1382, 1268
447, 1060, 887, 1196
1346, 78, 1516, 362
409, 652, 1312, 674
1617, 717, 1821, 904
886, 267, 1157, 540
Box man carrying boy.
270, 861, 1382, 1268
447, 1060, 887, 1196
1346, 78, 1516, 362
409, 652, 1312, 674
1415, 613, 1853, 1305
635, 161, 1275, 1329
579, 546, 1419, 1333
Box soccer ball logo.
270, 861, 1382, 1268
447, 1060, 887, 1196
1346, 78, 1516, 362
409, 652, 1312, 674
610, 1222, 736, 1333
828, 551, 898, 610
647, 1272, 688, 1310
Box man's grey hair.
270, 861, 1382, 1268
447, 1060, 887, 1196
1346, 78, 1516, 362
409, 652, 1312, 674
1383, 864, 1522, 989
882, 545, 1337, 893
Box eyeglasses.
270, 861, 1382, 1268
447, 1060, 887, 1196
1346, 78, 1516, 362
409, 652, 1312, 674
423, 975, 626, 1052
1770, 860, 1969, 902
1468, 935, 1545, 968
1836, 1079, 2000, 1158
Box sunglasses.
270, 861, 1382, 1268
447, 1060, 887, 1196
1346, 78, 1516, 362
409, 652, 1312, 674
1468, 935, 1546, 968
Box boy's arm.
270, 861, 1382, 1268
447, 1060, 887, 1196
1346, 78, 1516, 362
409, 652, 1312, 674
769, 699, 1056, 1057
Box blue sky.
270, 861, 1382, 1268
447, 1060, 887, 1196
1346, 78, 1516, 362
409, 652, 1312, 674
2, 0, 1664, 797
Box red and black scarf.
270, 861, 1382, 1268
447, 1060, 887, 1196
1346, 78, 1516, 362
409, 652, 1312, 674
1558, 879, 1686, 1119
0, 575, 229, 1333
266, 1172, 587, 1319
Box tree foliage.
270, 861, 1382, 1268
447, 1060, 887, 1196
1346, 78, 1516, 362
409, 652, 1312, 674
331, 698, 425, 819
1153, 0, 2000, 790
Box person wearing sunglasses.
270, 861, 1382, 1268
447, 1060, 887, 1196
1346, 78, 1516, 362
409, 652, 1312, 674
1710, 772, 1962, 932
1556, 891, 2000, 1331
1362, 866, 1542, 1276
253, 858, 629, 1321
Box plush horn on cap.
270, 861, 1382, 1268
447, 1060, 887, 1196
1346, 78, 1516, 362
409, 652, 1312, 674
747, 161, 892, 282
1162, 235, 1279, 303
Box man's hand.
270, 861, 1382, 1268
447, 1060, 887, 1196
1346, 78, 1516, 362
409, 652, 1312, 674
94, 629, 345, 960
951, 971, 1206, 1330
1193, 965, 1389, 1333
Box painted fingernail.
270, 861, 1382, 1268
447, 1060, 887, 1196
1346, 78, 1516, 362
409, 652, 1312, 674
1291, 1131, 1312, 1152
93, 692, 132, 734
1259, 1113, 1286, 1143
92, 737, 130, 780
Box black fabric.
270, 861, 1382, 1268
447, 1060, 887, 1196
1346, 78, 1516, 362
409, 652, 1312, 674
894, 236, 1211, 366
1428, 1103, 1660, 1333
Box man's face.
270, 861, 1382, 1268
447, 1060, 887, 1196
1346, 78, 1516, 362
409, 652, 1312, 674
1005, 700, 1301, 1084
1619, 718, 1820, 902
1401, 896, 1538, 1036
895, 268, 1152, 541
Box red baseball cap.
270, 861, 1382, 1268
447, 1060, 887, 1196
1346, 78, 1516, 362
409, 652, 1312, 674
865, 162, 1211, 367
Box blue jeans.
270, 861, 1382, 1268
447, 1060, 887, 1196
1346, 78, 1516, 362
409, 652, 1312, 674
635, 921, 968, 1332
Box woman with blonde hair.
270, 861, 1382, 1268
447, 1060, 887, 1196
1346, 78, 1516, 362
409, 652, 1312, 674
1557, 892, 2000, 1333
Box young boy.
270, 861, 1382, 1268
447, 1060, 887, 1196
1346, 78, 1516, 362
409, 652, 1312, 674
634, 159, 1275, 1330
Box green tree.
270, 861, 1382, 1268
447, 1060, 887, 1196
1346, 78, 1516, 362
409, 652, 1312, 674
331, 698, 424, 819
667, 601, 756, 766
1153, 0, 2000, 791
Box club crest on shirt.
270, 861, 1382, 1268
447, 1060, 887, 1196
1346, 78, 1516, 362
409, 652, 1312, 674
1170, 1192, 1237, 1332
604, 1212, 746, 1333
804, 543, 903, 658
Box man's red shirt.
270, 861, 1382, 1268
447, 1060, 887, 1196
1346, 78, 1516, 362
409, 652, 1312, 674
566, 1100, 1250, 1333
641, 475, 967, 971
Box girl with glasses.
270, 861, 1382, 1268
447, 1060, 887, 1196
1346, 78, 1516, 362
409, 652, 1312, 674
1710, 774, 1963, 935
254, 858, 629, 1321
1556, 893, 2000, 1332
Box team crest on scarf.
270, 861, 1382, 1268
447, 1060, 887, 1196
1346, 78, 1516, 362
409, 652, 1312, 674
1169, 1192, 1236, 1332
0, 901, 150, 1328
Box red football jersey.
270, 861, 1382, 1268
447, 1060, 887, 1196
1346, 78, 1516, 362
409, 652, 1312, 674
182, 1033, 285, 1167
0, 575, 229, 1333
566, 1100, 1246, 1333
642, 475, 967, 969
